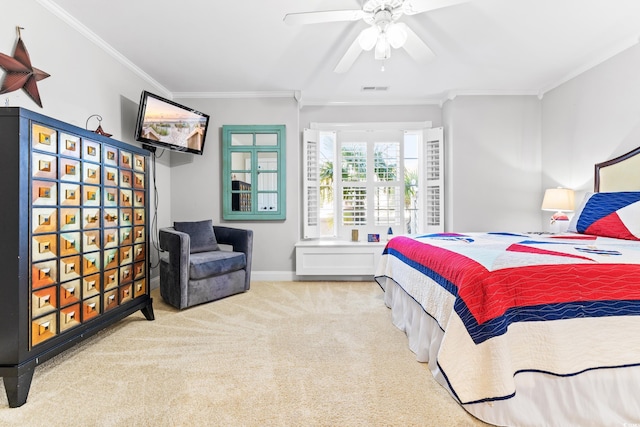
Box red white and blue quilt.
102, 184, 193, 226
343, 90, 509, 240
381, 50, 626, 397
375, 232, 640, 404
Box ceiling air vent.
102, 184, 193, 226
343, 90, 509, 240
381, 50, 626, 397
361, 86, 388, 92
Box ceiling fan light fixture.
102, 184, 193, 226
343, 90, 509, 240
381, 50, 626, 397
374, 35, 391, 60
386, 22, 407, 48
358, 26, 379, 51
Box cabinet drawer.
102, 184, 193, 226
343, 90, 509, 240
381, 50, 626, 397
134, 226, 145, 244
60, 183, 81, 206
60, 208, 80, 231
31, 124, 57, 153
59, 158, 80, 182
133, 154, 145, 172
59, 303, 81, 332
83, 231, 100, 252
119, 284, 133, 304
82, 295, 100, 320
60, 255, 81, 282
32, 285, 57, 318
82, 140, 101, 162
32, 260, 57, 290
104, 209, 118, 228
32, 180, 57, 206
59, 133, 80, 158
133, 209, 145, 225
83, 252, 101, 275
32, 208, 57, 234
134, 191, 145, 208
134, 279, 146, 298
104, 289, 118, 312
82, 185, 100, 206
83, 208, 100, 229
103, 269, 119, 291
133, 173, 144, 189
60, 232, 81, 257
32, 234, 57, 262
103, 145, 118, 166
104, 166, 118, 187
120, 170, 132, 188
31, 312, 57, 346
120, 246, 133, 266
60, 280, 81, 306
134, 261, 145, 280
83, 274, 100, 297
120, 189, 132, 207
120, 265, 133, 284
32, 152, 57, 179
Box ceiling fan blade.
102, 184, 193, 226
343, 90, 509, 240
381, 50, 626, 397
284, 9, 367, 25
403, 0, 467, 15
334, 36, 364, 73
398, 23, 435, 63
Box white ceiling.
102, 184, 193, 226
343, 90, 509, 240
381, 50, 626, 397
45, 0, 640, 105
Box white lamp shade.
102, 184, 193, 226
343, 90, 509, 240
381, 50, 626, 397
386, 22, 408, 49
358, 26, 379, 51
541, 188, 575, 212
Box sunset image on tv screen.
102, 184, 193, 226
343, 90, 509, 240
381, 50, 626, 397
140, 97, 207, 151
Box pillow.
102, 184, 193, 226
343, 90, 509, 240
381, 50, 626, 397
567, 191, 640, 240
174, 220, 219, 252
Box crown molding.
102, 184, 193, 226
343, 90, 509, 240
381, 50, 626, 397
171, 91, 296, 99
37, 0, 172, 99
300, 97, 442, 107
441, 89, 540, 106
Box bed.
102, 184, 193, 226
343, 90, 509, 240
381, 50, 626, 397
374, 146, 640, 427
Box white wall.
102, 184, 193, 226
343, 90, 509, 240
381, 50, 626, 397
170, 96, 299, 278
443, 95, 543, 232
2, 0, 172, 279
299, 104, 443, 128
542, 43, 640, 206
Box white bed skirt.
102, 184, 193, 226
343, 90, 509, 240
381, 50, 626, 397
380, 277, 640, 427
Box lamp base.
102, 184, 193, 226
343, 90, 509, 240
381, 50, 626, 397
550, 211, 569, 223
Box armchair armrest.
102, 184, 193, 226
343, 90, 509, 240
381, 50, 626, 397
159, 228, 191, 308
214, 226, 253, 290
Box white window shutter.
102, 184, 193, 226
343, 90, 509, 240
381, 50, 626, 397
303, 128, 320, 238
423, 127, 444, 232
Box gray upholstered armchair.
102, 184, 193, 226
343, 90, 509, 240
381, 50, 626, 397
159, 220, 253, 309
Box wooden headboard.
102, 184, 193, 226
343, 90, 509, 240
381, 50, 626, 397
594, 146, 640, 192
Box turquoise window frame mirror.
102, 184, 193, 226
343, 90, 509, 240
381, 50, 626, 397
222, 125, 286, 220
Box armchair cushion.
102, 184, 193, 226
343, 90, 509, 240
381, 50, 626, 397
188, 251, 246, 280
174, 219, 219, 253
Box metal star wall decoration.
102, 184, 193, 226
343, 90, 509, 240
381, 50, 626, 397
0, 27, 50, 108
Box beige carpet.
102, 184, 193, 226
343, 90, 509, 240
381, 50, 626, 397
0, 281, 488, 427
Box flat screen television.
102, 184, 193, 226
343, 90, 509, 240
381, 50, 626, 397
134, 91, 210, 155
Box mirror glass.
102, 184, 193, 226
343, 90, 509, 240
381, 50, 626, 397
231, 134, 253, 146
231, 152, 251, 183
256, 133, 277, 146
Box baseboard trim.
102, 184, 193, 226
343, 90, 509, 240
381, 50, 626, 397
150, 276, 160, 290
252, 271, 374, 282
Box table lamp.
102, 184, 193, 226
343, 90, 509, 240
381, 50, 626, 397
541, 187, 575, 223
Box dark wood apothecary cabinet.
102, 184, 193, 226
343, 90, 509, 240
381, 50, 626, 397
0, 108, 154, 407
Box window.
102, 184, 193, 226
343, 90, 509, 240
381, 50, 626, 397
303, 124, 443, 239
222, 125, 286, 220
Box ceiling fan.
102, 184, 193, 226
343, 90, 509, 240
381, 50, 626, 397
284, 0, 467, 73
